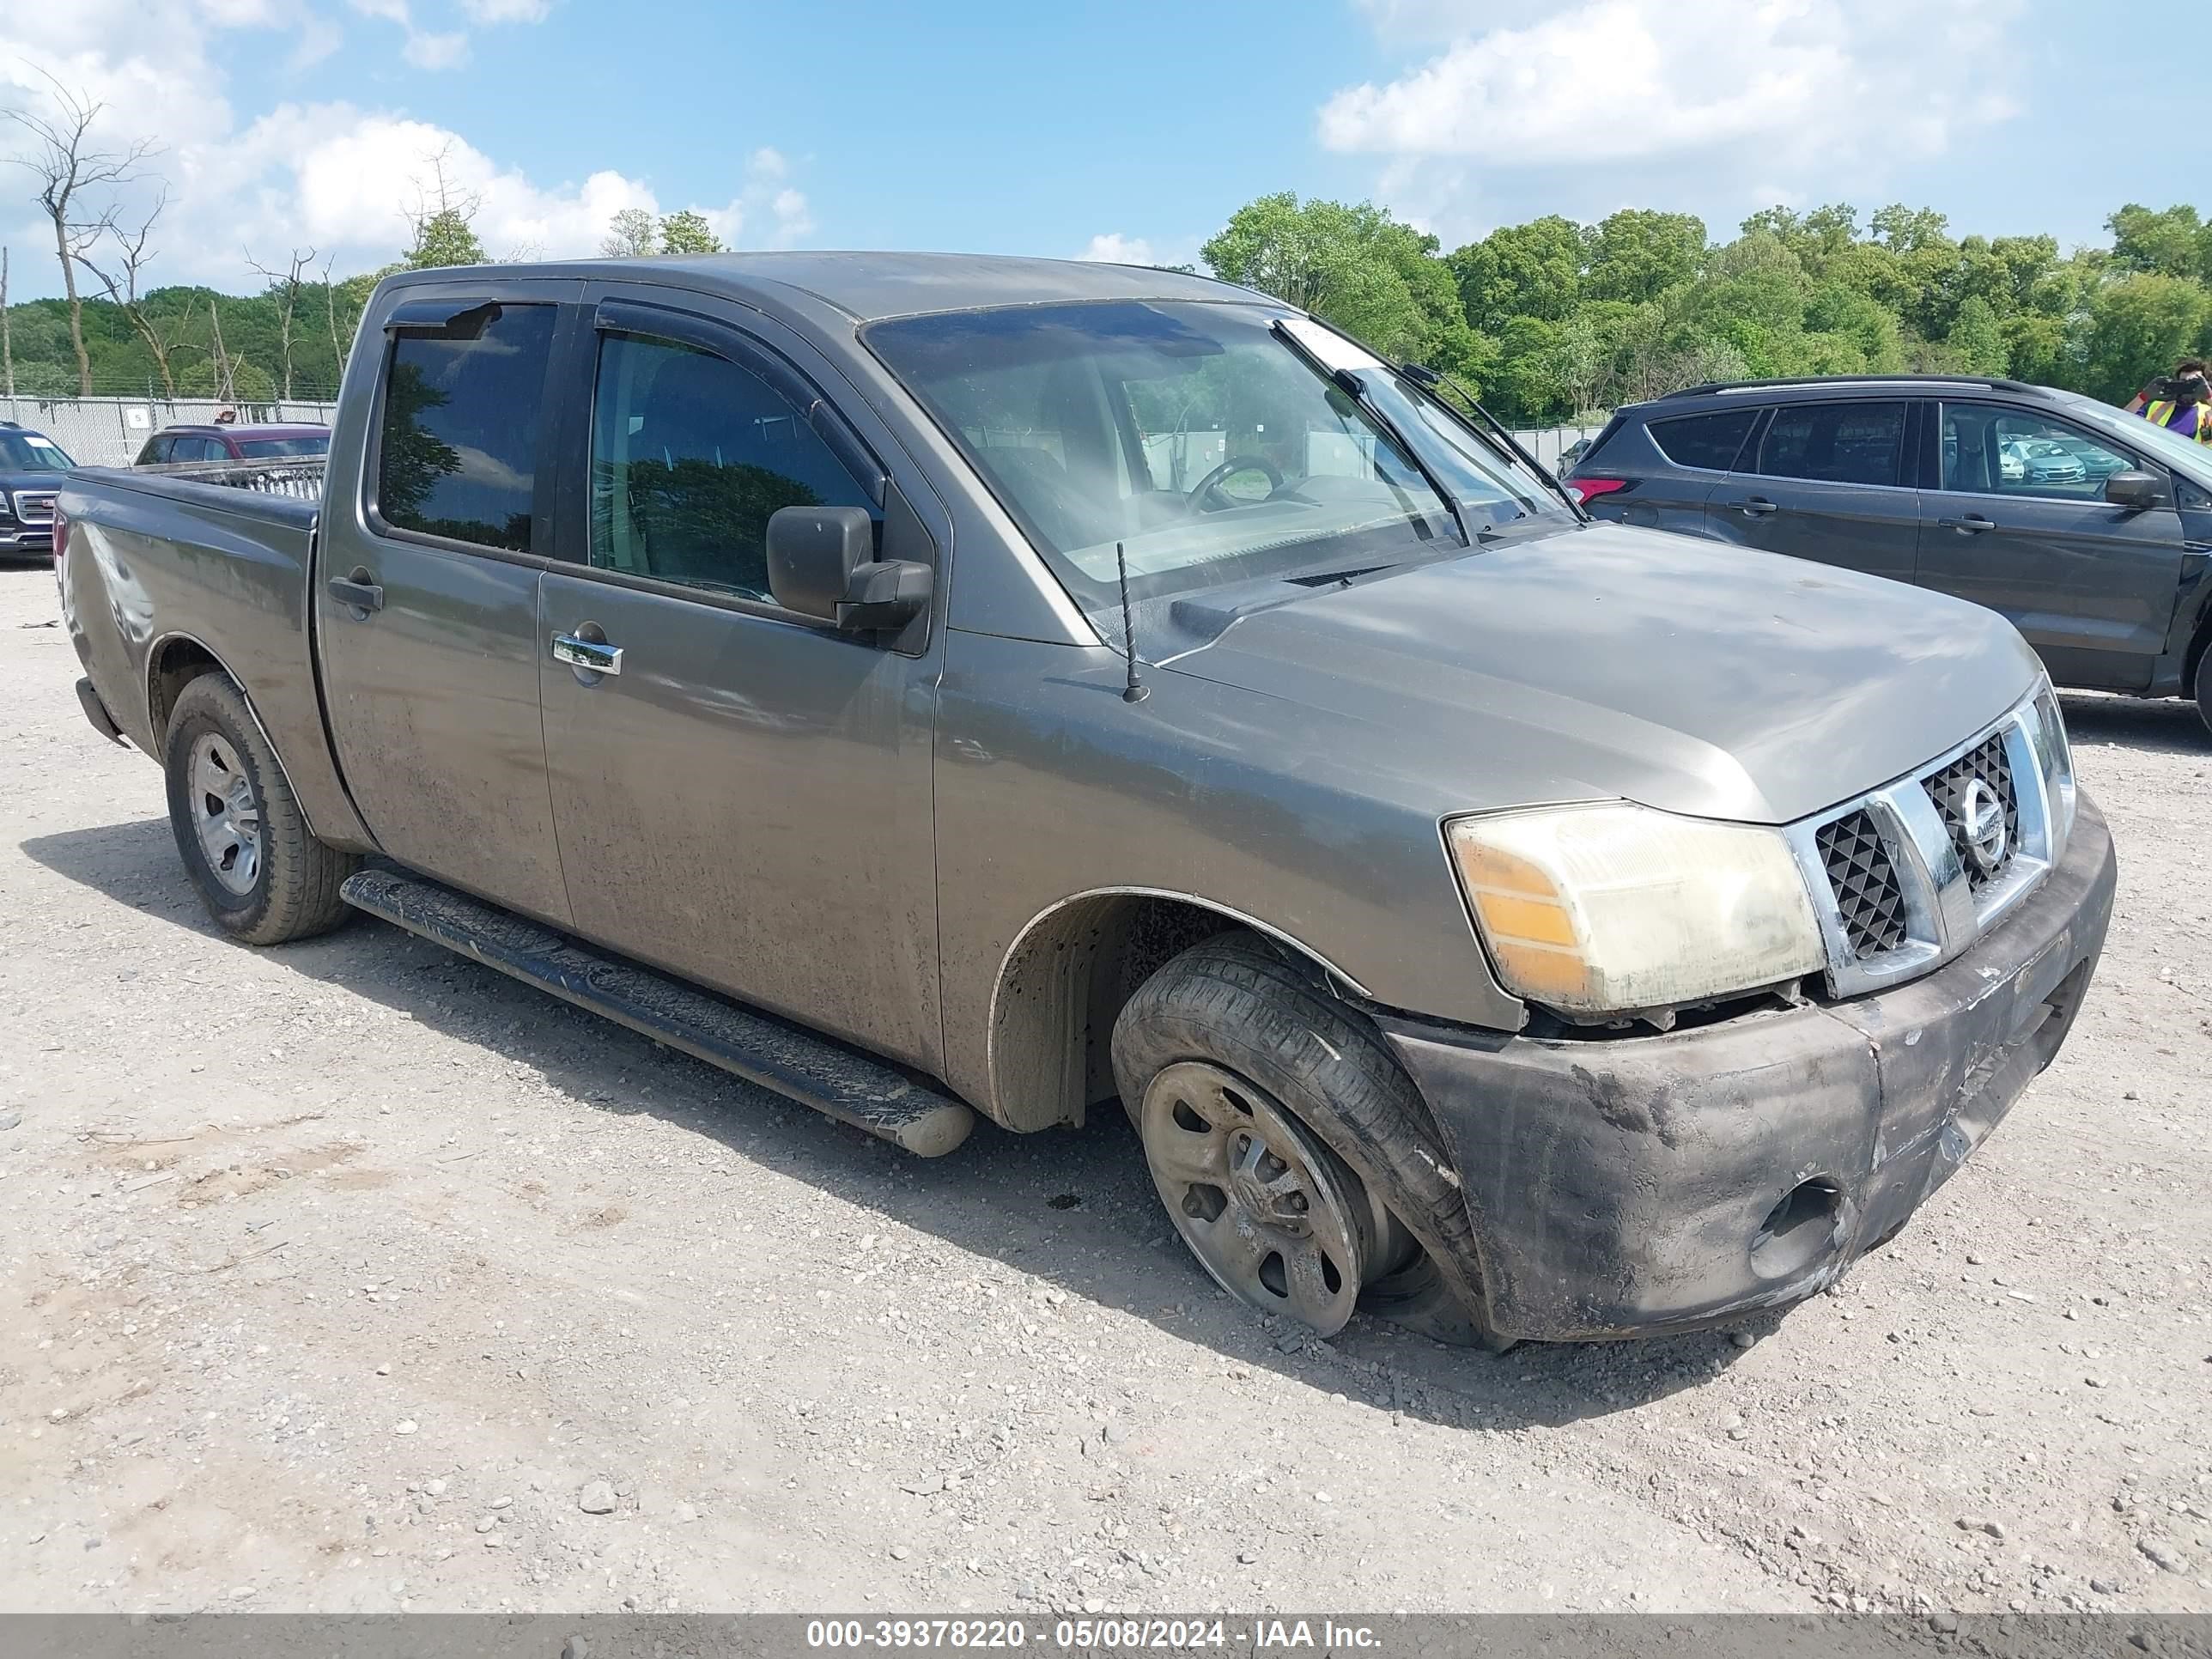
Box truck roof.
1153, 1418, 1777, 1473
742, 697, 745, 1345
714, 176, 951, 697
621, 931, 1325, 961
384, 250, 1254, 323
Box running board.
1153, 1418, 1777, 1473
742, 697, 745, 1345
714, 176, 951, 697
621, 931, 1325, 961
339, 868, 975, 1158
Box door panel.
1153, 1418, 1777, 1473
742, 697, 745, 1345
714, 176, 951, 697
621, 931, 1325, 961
1920, 401, 2185, 690
319, 550, 569, 921
313, 291, 573, 925
534, 291, 944, 1072
1705, 401, 1920, 584
538, 577, 941, 1069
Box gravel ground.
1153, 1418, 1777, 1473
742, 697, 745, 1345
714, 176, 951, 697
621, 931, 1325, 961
1, 562, 2209, 1620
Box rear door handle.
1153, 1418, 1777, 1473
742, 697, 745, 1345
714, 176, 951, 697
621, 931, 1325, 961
1937, 514, 1998, 534
1727, 496, 1779, 517
551, 633, 623, 676
326, 573, 383, 614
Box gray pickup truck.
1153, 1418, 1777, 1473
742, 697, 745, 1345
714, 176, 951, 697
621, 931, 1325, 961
57, 252, 2116, 1347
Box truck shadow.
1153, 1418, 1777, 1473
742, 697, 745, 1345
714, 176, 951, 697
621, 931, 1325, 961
21, 815, 1765, 1434
2056, 690, 2209, 757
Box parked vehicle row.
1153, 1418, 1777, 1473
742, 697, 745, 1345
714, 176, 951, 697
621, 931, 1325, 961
133, 422, 331, 466
1565, 374, 2212, 731
55, 253, 2113, 1349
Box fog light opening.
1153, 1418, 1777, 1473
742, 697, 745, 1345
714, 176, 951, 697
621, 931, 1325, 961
1749, 1177, 1844, 1281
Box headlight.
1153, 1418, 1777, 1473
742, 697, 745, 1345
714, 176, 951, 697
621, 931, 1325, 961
1446, 804, 1826, 1016
2027, 677, 2076, 858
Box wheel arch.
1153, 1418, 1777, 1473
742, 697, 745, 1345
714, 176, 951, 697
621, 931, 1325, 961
146, 632, 321, 841
982, 888, 1371, 1133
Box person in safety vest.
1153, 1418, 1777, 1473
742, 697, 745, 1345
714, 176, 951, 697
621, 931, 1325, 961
2126, 358, 2206, 413
2136, 367, 2212, 444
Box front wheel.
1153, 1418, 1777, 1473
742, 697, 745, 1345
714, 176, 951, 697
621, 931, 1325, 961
163, 673, 359, 945
2196, 646, 2212, 742
1112, 934, 1477, 1339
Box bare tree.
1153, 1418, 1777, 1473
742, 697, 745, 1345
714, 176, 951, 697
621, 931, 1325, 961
246, 246, 316, 398
77, 194, 197, 398
207, 297, 236, 403
321, 251, 351, 384
3, 72, 160, 395
2, 246, 13, 401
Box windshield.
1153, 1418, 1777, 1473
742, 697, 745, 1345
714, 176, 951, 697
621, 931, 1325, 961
867, 301, 1492, 609
0, 431, 75, 471
234, 434, 329, 459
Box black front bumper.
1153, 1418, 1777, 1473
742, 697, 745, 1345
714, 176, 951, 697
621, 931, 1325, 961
0, 522, 52, 556
1380, 795, 2118, 1343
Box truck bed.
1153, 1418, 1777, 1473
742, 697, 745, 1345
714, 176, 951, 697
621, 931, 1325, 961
57, 454, 373, 852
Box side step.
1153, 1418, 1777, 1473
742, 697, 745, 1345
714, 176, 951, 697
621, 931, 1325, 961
339, 868, 975, 1158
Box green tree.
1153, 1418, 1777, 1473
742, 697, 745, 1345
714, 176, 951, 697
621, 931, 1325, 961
2080, 272, 2212, 403
404, 208, 486, 270
1583, 209, 1705, 306
659, 210, 724, 255
2107, 204, 2210, 283
1203, 192, 1486, 381
1947, 295, 2010, 375
1444, 215, 1585, 331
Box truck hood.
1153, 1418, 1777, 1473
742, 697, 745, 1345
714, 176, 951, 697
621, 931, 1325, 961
1158, 520, 2042, 826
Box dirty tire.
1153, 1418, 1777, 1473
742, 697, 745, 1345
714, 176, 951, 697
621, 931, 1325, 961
163, 673, 358, 945
1111, 933, 1502, 1346
2197, 646, 2212, 742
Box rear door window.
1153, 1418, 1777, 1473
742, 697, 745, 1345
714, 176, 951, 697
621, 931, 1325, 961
1756, 402, 1906, 488
1649, 410, 1756, 471
374, 303, 559, 553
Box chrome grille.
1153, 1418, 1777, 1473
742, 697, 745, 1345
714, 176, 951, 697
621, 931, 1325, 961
1921, 732, 2017, 894
9, 489, 56, 525
1785, 689, 2073, 1000
1815, 811, 1907, 958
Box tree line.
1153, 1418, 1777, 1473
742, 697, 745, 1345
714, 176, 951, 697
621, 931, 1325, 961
1201, 193, 2212, 423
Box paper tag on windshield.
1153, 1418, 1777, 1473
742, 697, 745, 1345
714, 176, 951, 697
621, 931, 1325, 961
1276, 316, 1387, 374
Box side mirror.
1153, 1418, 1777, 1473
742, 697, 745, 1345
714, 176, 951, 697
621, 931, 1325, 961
765, 505, 932, 632
2106, 469, 2161, 511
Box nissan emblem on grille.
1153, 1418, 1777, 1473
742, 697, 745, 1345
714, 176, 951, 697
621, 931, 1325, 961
1954, 778, 2008, 876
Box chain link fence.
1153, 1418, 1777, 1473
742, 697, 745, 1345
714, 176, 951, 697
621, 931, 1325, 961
0, 395, 338, 469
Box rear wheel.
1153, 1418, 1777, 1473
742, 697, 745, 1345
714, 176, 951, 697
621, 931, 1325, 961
2196, 646, 2212, 741
1113, 934, 1477, 1340
163, 673, 358, 945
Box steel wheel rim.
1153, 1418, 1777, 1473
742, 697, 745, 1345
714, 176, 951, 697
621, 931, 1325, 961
188, 732, 262, 896
1138, 1060, 1367, 1335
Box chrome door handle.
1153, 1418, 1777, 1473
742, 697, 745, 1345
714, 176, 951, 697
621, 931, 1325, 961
551, 633, 623, 675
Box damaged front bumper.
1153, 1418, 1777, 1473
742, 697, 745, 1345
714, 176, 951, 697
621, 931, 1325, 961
1377, 794, 2117, 1343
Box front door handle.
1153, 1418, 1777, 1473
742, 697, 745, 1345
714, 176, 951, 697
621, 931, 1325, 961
326, 571, 383, 615
551, 633, 623, 676
1937, 514, 1998, 534
1728, 496, 1779, 517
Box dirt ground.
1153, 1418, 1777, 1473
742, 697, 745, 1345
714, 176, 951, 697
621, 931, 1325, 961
1, 560, 2209, 1620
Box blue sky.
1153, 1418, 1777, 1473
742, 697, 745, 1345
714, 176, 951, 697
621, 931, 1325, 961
2, 0, 2207, 298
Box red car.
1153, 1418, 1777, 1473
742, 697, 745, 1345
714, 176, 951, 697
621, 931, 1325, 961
133, 422, 331, 465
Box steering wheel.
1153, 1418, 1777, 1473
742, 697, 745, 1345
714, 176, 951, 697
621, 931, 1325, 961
1188, 454, 1284, 511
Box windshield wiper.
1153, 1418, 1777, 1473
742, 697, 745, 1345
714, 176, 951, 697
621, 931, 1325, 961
1397, 362, 1590, 524
1267, 319, 1474, 549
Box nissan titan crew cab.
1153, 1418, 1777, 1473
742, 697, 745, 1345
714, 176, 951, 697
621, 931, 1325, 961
56, 253, 2116, 1347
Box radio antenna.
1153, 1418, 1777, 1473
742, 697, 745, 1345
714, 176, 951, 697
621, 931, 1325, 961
1115, 541, 1149, 704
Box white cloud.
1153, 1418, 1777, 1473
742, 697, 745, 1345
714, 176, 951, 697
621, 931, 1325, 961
1078, 232, 1157, 265
0, 3, 812, 296
1322, 0, 2024, 187
402, 29, 470, 70
461, 0, 552, 21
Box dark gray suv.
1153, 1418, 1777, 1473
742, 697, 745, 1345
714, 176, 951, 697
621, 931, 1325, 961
1566, 375, 2212, 732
